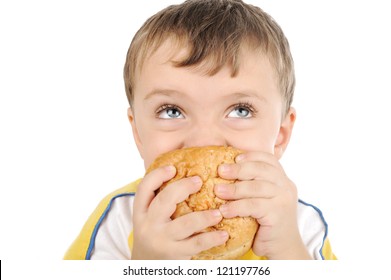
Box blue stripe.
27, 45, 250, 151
298, 199, 328, 260
85, 192, 136, 260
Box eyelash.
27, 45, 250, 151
154, 102, 257, 117
155, 103, 183, 116
231, 101, 257, 116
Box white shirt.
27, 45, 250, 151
89, 194, 328, 260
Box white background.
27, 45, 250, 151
1, 0, 391, 269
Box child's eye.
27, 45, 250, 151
156, 104, 184, 119
227, 103, 256, 118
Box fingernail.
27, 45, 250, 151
190, 176, 202, 186
215, 184, 228, 194
165, 165, 176, 174
219, 231, 229, 239
219, 164, 231, 174
211, 209, 222, 218
236, 154, 245, 162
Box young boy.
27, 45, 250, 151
64, 0, 336, 260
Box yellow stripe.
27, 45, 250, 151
63, 180, 140, 260
321, 238, 337, 260
239, 249, 267, 260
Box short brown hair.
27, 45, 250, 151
124, 0, 295, 115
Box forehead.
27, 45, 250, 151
137, 37, 277, 82
134, 38, 281, 108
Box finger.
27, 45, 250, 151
218, 160, 279, 181
169, 209, 223, 240
234, 151, 283, 180
214, 180, 278, 200
235, 151, 281, 165
133, 165, 176, 217
219, 198, 270, 219
148, 176, 203, 221
181, 230, 229, 258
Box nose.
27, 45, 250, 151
183, 122, 229, 148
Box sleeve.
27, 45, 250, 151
297, 200, 337, 260
63, 181, 139, 260
89, 194, 135, 259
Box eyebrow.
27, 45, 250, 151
144, 89, 184, 100
144, 88, 267, 102
229, 91, 267, 102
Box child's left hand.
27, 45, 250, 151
215, 151, 312, 260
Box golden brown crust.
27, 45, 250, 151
146, 146, 259, 260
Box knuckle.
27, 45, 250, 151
195, 236, 203, 248
253, 181, 264, 194
255, 161, 268, 171
194, 234, 207, 250
231, 182, 239, 197
154, 189, 167, 205
235, 163, 242, 175
248, 198, 258, 210
180, 213, 196, 229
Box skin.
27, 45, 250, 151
127, 39, 311, 260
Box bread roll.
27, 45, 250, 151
146, 146, 259, 260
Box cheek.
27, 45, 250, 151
132, 102, 186, 169
248, 140, 276, 154
139, 131, 183, 169
228, 122, 280, 154
227, 131, 275, 154
133, 120, 160, 168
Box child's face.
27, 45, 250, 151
128, 40, 295, 169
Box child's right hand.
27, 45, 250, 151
131, 165, 229, 259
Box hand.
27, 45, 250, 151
131, 165, 229, 259
215, 151, 312, 260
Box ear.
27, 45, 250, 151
274, 107, 296, 159
127, 107, 144, 159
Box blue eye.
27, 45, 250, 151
227, 103, 255, 118
156, 105, 184, 119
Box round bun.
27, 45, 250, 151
146, 146, 259, 260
